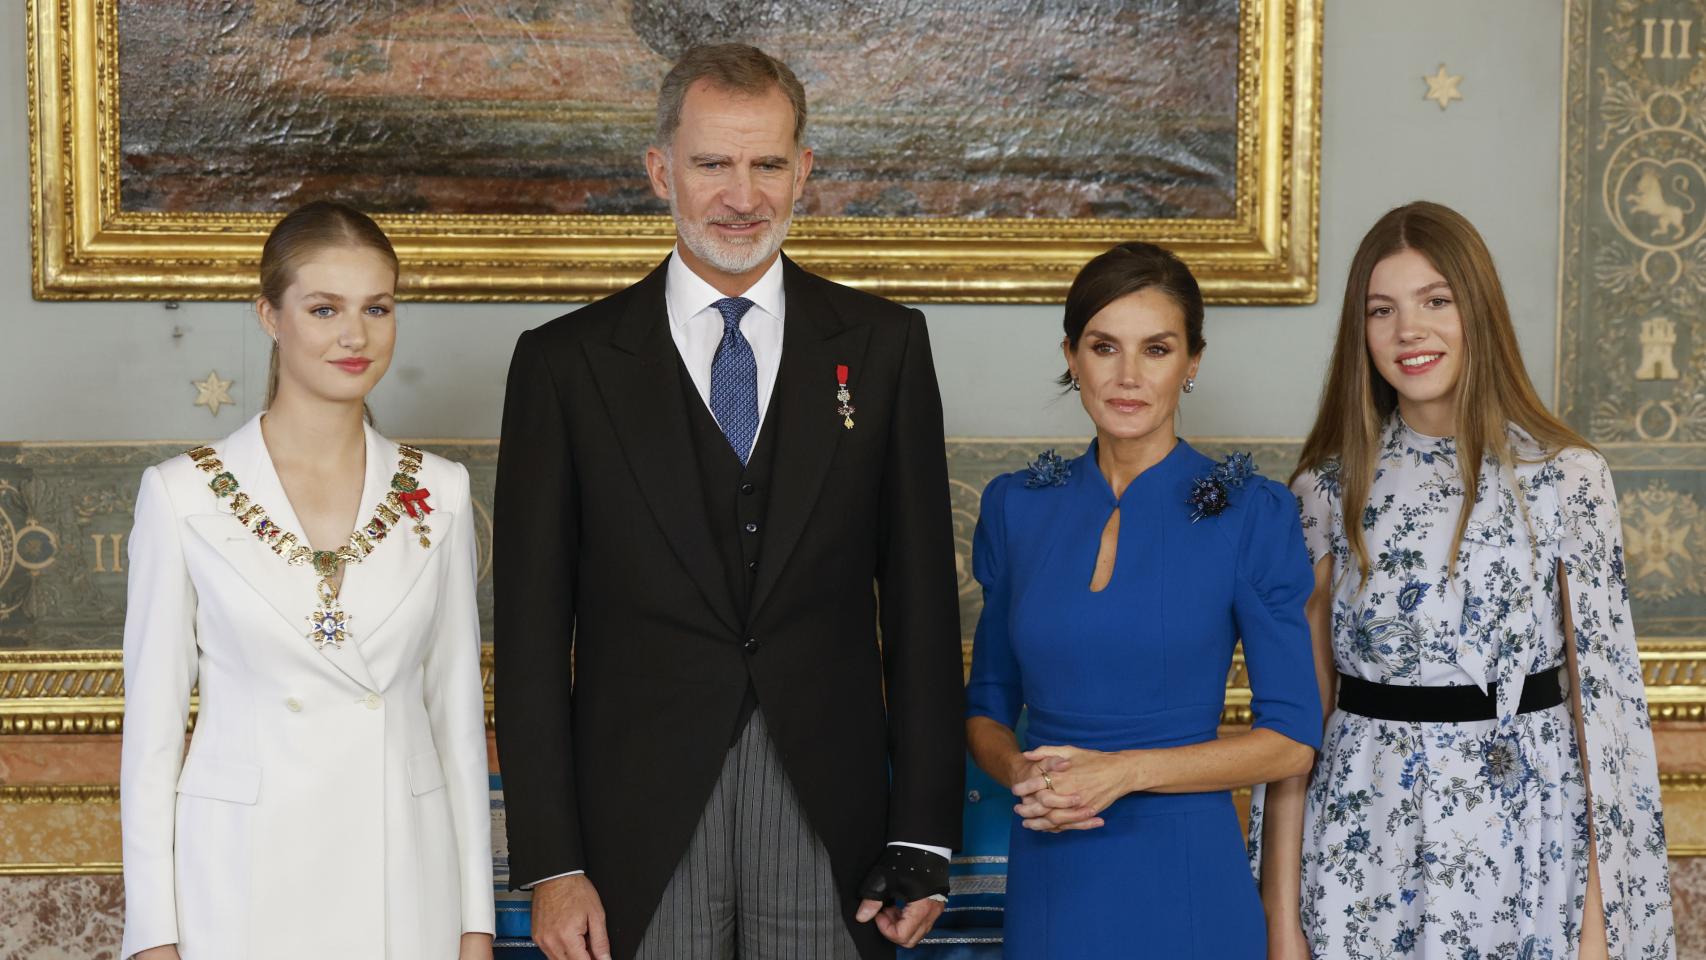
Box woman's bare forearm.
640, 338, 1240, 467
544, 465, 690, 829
1261, 555, 1337, 925
967, 715, 1027, 789
972, 697, 1316, 798
1259, 773, 1308, 925
1119, 727, 1314, 795
1559, 562, 1610, 957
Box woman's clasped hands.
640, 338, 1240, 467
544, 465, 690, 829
1011, 745, 1147, 832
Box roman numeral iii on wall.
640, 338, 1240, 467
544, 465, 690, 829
1641, 17, 1695, 59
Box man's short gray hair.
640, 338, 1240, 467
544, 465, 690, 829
655, 43, 808, 148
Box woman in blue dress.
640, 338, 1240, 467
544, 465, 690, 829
965, 242, 1323, 959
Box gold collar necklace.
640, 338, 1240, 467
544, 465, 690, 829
185, 442, 434, 649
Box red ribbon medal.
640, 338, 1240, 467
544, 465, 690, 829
398, 488, 433, 519
390, 448, 434, 550
836, 365, 855, 430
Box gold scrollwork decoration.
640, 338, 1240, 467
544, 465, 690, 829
0, 785, 119, 804
0, 862, 122, 876
0, 647, 494, 734
5, 777, 1706, 873
9, 644, 1706, 734
0, 480, 60, 621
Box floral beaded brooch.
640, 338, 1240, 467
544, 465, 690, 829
1187, 451, 1256, 522
1023, 449, 1072, 488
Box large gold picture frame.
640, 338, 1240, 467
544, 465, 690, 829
27, 0, 1321, 304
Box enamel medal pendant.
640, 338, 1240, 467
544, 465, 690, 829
306, 562, 351, 650
836, 364, 856, 429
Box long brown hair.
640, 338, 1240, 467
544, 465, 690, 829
1292, 201, 1591, 580
258, 200, 399, 410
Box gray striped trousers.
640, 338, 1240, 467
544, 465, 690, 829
635, 710, 862, 960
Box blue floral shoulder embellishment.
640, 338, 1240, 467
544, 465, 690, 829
1187, 451, 1257, 522
1216, 451, 1256, 486
1023, 449, 1072, 488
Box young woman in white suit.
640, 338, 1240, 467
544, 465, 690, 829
120, 201, 495, 960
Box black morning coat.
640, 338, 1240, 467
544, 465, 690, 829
493, 254, 966, 960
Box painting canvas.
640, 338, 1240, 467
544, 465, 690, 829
116, 0, 1240, 221
29, 0, 1317, 301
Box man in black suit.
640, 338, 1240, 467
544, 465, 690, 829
494, 43, 965, 960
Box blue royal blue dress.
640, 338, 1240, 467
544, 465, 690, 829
965, 440, 1322, 959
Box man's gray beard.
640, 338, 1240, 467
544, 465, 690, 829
670, 193, 793, 276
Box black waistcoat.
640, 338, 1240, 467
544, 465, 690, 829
677, 360, 777, 733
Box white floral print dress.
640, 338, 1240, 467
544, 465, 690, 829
1258, 414, 1674, 960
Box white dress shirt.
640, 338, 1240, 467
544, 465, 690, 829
666, 248, 787, 442
524, 251, 950, 890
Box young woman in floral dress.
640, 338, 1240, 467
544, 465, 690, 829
1256, 202, 1674, 960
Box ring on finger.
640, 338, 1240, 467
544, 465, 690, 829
1042, 772, 1055, 791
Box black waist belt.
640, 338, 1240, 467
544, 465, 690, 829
1337, 667, 1567, 723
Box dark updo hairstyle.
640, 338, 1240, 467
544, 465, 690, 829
258, 200, 399, 409
1058, 241, 1206, 387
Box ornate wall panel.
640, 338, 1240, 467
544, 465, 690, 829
1551, 2, 1706, 917
1559, 0, 1706, 680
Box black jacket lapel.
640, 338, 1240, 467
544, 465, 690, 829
749, 258, 873, 616
584, 258, 744, 636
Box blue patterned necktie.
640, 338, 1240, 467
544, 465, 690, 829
708, 297, 759, 466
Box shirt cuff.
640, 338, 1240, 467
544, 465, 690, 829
520, 869, 584, 890
886, 841, 953, 861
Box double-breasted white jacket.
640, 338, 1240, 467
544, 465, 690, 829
119, 414, 495, 959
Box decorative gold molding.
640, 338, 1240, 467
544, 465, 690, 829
0, 647, 494, 734
6, 643, 1705, 734
0, 651, 126, 734
1215, 639, 1706, 725
0, 785, 119, 804
26, 0, 1321, 303
1662, 772, 1706, 790
8, 776, 1700, 807
1632, 639, 1706, 722
0, 713, 125, 736
0, 862, 121, 876
2, 776, 1703, 875
1660, 772, 1706, 856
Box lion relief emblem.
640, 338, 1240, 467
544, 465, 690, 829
1625, 168, 1696, 241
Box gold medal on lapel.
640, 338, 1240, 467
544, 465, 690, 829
836, 364, 856, 430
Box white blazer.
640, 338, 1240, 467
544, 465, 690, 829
119, 415, 494, 960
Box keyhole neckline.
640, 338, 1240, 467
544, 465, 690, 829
1085, 436, 1190, 506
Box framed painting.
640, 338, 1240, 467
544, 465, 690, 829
28, 0, 1320, 303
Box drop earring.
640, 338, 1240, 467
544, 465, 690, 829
1183, 377, 1196, 394
1070, 375, 1081, 392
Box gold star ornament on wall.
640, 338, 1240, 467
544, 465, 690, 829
1424, 64, 1463, 110
192, 370, 235, 416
